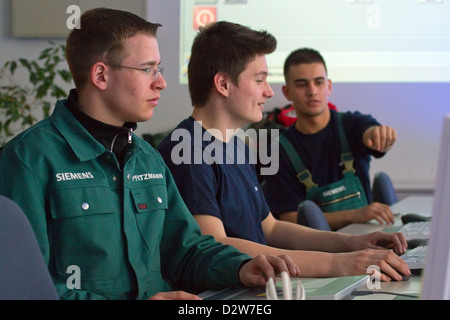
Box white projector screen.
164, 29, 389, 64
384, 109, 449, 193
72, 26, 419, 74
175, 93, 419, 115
179, 0, 450, 84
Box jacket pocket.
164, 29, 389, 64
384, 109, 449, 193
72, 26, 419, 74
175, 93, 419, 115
129, 183, 168, 271
50, 185, 116, 219
130, 184, 168, 214
49, 186, 123, 281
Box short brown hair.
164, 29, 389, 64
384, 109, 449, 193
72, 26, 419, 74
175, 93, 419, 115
283, 48, 328, 82
188, 21, 277, 107
66, 8, 161, 90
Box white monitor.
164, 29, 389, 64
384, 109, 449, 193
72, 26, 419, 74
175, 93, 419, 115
421, 114, 450, 300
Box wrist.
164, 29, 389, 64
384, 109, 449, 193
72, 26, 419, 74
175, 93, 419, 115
324, 252, 346, 277
337, 233, 357, 252
237, 258, 252, 284
342, 208, 360, 225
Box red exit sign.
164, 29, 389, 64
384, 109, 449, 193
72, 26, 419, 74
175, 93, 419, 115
193, 7, 217, 30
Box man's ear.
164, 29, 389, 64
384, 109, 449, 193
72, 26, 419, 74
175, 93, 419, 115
214, 72, 230, 98
282, 85, 291, 101
327, 78, 333, 97
90, 62, 108, 91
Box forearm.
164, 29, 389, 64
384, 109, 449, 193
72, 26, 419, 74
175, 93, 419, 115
215, 234, 335, 278
266, 219, 354, 253
324, 209, 357, 231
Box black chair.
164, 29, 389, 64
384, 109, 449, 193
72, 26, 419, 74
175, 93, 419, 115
372, 171, 398, 206
0, 196, 58, 300
297, 200, 331, 231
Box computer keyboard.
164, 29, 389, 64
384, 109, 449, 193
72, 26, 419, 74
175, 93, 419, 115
402, 246, 427, 272
398, 221, 431, 240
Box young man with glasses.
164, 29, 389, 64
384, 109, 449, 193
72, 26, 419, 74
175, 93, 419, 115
158, 21, 411, 282
0, 8, 298, 300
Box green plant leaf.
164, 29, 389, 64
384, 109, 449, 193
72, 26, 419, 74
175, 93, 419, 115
0, 41, 72, 145
19, 58, 31, 71
58, 70, 72, 82
9, 61, 17, 74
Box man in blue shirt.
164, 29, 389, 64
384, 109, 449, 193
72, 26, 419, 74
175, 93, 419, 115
159, 21, 410, 282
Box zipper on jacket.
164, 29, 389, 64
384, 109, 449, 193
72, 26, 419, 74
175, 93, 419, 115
320, 191, 361, 207
128, 128, 133, 144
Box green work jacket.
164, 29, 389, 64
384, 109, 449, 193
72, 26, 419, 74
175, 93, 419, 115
0, 100, 250, 300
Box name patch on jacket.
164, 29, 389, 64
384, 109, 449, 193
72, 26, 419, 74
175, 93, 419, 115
56, 172, 94, 182
322, 185, 346, 197
132, 173, 164, 181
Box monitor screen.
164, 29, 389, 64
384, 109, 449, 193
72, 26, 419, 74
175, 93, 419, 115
421, 114, 450, 300
179, 0, 450, 84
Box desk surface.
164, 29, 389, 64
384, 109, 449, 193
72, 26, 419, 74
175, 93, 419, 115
352, 275, 422, 300
202, 196, 432, 300
390, 195, 434, 217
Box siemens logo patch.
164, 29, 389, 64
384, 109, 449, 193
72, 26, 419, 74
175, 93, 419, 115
56, 172, 94, 182
322, 185, 346, 197
132, 173, 164, 181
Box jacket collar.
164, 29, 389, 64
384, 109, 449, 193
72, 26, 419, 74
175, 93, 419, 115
65, 90, 137, 165
51, 90, 153, 162
50, 100, 106, 162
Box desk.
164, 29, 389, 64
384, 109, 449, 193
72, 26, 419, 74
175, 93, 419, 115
352, 276, 423, 300
390, 195, 434, 217
341, 195, 433, 300
202, 196, 433, 301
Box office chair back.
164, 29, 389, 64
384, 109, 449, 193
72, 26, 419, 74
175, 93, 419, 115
297, 200, 331, 231
0, 196, 59, 300
372, 172, 398, 206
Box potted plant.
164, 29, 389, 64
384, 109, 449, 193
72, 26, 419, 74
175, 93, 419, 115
0, 41, 73, 145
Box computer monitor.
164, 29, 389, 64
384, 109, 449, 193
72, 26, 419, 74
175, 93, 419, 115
421, 114, 450, 300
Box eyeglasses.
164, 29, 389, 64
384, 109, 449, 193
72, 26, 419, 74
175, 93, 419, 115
108, 64, 164, 79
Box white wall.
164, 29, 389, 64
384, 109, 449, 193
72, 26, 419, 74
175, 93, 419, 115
1, 0, 449, 191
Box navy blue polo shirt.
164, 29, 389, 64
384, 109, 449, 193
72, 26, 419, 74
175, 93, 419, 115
158, 117, 268, 245
263, 110, 384, 219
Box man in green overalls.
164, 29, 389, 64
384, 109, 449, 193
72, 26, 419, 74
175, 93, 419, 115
0, 8, 299, 300
263, 48, 397, 231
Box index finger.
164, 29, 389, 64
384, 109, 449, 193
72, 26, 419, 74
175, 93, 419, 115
370, 204, 394, 225
275, 254, 301, 277
392, 232, 408, 255
260, 255, 288, 280
380, 205, 395, 225
240, 255, 278, 287
380, 232, 408, 255
380, 254, 411, 281
367, 231, 407, 255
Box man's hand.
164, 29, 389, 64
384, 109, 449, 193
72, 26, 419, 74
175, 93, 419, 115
350, 231, 408, 256
363, 125, 397, 153
238, 254, 300, 287
338, 248, 410, 282
148, 291, 203, 300
351, 202, 395, 225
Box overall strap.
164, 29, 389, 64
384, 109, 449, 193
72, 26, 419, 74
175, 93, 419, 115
279, 112, 356, 191
279, 135, 318, 191
337, 112, 356, 174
